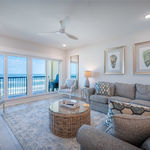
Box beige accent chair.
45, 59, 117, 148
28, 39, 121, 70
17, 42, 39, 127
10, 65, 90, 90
58, 79, 76, 98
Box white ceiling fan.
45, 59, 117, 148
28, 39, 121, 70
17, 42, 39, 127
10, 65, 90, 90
38, 16, 78, 40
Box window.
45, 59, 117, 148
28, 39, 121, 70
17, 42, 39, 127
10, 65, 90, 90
71, 62, 77, 79
0, 55, 4, 98
32, 58, 46, 94
8, 56, 27, 97
47, 60, 59, 92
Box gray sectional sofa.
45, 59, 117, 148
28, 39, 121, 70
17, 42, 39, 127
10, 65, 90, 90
85, 82, 150, 114
77, 82, 150, 150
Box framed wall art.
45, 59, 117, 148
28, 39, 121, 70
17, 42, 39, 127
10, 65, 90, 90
104, 46, 125, 74
134, 41, 150, 74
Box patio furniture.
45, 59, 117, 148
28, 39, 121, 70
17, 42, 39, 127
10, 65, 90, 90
49, 99, 90, 138
49, 74, 59, 92
58, 79, 76, 98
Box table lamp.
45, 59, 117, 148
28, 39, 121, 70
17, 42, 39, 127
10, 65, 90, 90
84, 71, 92, 88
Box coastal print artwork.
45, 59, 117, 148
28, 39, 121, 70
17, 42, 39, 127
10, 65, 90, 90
104, 46, 125, 74
134, 41, 150, 74
143, 49, 150, 67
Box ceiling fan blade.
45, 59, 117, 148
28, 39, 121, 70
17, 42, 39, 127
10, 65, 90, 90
65, 32, 78, 40
37, 31, 59, 35
60, 16, 70, 29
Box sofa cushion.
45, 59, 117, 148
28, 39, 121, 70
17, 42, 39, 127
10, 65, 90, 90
141, 137, 150, 150
115, 82, 135, 99
106, 114, 150, 146
95, 82, 115, 96
108, 96, 132, 103
131, 100, 150, 107
90, 95, 108, 104
136, 84, 150, 101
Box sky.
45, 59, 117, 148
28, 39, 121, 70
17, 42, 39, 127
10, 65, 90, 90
0, 55, 46, 75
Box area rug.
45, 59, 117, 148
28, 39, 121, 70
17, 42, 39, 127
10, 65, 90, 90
4, 98, 106, 150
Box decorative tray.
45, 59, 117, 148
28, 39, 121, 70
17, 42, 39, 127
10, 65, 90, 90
60, 100, 80, 109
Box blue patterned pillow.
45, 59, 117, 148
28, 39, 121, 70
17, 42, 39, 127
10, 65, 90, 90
95, 82, 112, 96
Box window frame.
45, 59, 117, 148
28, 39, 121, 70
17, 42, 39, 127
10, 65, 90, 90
0, 51, 62, 101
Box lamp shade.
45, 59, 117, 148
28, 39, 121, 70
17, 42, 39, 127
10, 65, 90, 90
84, 71, 92, 77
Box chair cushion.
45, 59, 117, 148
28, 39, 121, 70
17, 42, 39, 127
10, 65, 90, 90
90, 95, 108, 104
131, 100, 150, 107
115, 82, 135, 99
108, 96, 132, 103
106, 114, 150, 146
94, 81, 115, 96
59, 89, 71, 93
136, 84, 150, 101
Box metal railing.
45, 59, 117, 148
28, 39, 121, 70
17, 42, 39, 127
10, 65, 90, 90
0, 75, 55, 98
0, 77, 4, 97
32, 75, 46, 94
8, 76, 27, 97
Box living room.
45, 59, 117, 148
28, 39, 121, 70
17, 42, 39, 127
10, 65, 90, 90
0, 0, 150, 150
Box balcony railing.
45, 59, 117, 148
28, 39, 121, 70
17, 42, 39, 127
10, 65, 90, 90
32, 75, 46, 94
8, 76, 27, 97
0, 75, 56, 98
0, 77, 4, 97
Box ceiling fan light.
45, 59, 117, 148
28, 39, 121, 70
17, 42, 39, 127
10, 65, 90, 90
62, 44, 66, 47
145, 14, 150, 19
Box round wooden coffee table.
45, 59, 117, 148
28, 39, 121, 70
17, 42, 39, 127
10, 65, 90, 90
49, 99, 90, 138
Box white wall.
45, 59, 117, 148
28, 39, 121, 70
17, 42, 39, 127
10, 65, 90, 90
0, 36, 67, 83
66, 29, 150, 87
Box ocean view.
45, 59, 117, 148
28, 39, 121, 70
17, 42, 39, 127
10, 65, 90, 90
0, 74, 46, 97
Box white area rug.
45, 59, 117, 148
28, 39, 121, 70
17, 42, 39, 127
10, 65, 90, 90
4, 98, 106, 150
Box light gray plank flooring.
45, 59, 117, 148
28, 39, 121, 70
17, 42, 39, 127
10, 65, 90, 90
0, 114, 23, 150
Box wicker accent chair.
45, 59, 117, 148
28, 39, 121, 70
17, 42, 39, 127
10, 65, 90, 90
58, 79, 76, 98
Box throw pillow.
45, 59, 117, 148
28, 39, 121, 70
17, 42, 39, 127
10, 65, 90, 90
136, 83, 150, 101
105, 100, 150, 127
94, 82, 113, 96
106, 114, 150, 146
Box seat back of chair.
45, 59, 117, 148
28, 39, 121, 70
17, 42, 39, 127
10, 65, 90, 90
66, 79, 76, 88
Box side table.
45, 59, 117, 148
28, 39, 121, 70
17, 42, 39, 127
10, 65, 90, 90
80, 87, 88, 100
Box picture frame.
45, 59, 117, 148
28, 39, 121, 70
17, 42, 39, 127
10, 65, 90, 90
104, 46, 125, 74
133, 41, 150, 74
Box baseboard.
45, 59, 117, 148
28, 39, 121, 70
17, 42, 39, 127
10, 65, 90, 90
0, 93, 62, 108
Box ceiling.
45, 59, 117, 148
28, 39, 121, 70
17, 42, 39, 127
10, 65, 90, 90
0, 0, 150, 50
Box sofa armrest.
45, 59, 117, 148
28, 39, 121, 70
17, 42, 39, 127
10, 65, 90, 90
84, 88, 95, 103
141, 137, 150, 150
76, 125, 141, 150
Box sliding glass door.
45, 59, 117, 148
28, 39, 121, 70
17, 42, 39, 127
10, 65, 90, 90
32, 58, 46, 94
0, 53, 61, 99
8, 56, 27, 98
0, 55, 4, 98
47, 60, 59, 92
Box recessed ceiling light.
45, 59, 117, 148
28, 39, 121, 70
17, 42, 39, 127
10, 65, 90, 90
145, 14, 150, 19
62, 44, 66, 47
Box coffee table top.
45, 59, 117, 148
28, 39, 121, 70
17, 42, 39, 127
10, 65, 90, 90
49, 99, 90, 115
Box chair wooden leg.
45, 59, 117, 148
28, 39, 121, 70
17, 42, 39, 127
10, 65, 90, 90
69, 93, 72, 99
